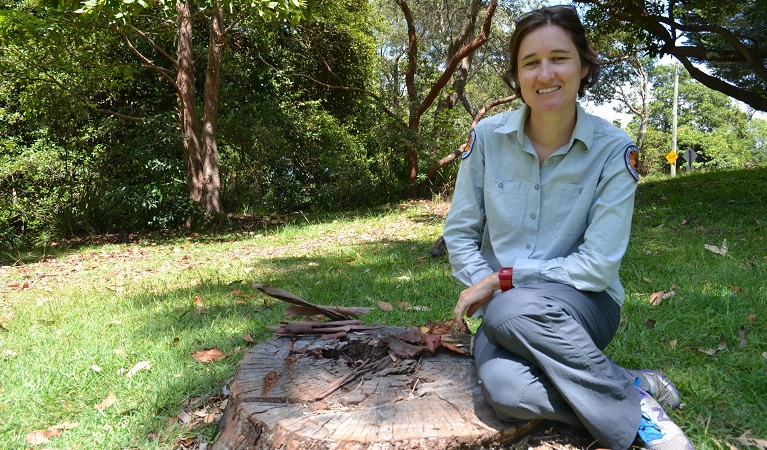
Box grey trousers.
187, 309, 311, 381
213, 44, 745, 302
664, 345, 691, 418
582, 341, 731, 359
474, 282, 641, 449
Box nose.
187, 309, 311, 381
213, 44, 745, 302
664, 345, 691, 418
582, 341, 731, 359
537, 61, 555, 82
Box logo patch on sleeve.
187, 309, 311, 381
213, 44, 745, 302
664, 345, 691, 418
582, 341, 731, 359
624, 145, 639, 181
461, 129, 476, 159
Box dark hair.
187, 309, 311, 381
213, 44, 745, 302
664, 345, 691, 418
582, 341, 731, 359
503, 5, 600, 101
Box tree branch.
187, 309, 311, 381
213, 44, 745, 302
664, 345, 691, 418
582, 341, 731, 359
38, 70, 146, 122
417, 0, 498, 118
116, 27, 178, 88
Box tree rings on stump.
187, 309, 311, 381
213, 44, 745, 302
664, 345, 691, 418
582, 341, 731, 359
213, 326, 542, 449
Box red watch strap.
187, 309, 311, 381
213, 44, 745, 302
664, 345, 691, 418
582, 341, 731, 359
499, 267, 514, 292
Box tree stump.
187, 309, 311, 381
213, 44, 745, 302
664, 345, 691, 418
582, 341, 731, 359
213, 326, 542, 450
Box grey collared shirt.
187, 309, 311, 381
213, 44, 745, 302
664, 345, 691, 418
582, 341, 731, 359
444, 104, 638, 306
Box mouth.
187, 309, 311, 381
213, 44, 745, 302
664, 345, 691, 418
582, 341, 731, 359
537, 86, 561, 94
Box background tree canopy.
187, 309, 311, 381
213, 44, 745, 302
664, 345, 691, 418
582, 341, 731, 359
2, 0, 766, 250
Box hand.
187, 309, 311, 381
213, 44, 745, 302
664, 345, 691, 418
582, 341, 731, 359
453, 272, 501, 333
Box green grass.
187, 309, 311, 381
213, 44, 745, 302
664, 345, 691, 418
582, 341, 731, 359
1, 168, 766, 449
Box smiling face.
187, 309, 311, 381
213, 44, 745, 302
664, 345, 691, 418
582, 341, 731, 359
516, 24, 588, 118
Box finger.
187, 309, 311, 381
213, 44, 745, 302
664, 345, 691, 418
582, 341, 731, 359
454, 308, 467, 333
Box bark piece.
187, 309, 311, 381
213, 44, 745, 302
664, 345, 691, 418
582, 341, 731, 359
214, 326, 542, 449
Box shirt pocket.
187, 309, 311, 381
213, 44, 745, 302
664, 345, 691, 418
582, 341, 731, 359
543, 183, 588, 237
485, 178, 527, 232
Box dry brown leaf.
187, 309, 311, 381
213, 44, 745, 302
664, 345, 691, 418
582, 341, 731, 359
732, 430, 767, 449
95, 392, 117, 411
718, 333, 727, 350
241, 334, 254, 343
739, 326, 747, 348
177, 410, 191, 424
645, 319, 656, 330
377, 301, 393, 311
398, 301, 413, 310
126, 360, 151, 377
728, 285, 749, 296
191, 347, 226, 363
26, 428, 61, 446
412, 305, 430, 311
648, 291, 664, 306
263, 370, 278, 396
749, 314, 757, 324
704, 239, 728, 255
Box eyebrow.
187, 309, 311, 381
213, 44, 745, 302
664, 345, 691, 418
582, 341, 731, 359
520, 48, 573, 61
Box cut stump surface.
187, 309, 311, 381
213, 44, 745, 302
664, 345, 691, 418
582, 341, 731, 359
214, 326, 543, 449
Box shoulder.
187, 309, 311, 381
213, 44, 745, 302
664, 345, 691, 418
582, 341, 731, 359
474, 108, 525, 133
586, 112, 632, 142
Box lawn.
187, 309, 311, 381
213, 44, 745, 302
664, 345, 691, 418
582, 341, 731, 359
1, 167, 765, 449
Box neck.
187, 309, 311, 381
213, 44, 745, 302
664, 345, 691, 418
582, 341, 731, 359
525, 107, 578, 163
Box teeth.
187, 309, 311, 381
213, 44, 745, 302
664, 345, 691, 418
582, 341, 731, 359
538, 87, 560, 94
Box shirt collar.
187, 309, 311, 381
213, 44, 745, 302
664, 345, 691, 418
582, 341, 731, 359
494, 104, 594, 152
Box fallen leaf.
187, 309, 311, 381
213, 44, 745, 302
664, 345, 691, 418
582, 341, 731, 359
263, 370, 278, 396
95, 392, 117, 411
732, 430, 767, 449
398, 301, 413, 310
704, 239, 728, 255
645, 319, 656, 330
412, 305, 430, 311
90, 365, 103, 372
749, 314, 757, 324
51, 422, 78, 431
26, 429, 62, 446
718, 333, 727, 350
739, 326, 747, 348
728, 285, 749, 296
377, 301, 393, 311
177, 410, 191, 424
191, 347, 226, 363
648, 291, 664, 306
126, 360, 151, 377
241, 334, 254, 343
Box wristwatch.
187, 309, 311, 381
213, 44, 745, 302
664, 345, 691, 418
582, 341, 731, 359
499, 267, 514, 292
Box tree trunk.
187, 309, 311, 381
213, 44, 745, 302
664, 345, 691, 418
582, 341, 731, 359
200, 2, 224, 214
213, 326, 545, 449
637, 63, 650, 175
176, 0, 203, 205
176, 0, 223, 215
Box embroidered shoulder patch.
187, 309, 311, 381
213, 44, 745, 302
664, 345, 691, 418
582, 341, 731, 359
624, 145, 639, 181
461, 129, 476, 159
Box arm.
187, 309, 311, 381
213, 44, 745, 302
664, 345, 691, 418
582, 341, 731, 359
513, 145, 638, 292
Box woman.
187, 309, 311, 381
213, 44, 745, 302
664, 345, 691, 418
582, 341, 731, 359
443, 5, 692, 450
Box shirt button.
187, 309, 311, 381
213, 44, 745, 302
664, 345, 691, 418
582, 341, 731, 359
578, 188, 583, 194
498, 182, 504, 188
535, 184, 540, 190
525, 244, 531, 249
530, 214, 536, 220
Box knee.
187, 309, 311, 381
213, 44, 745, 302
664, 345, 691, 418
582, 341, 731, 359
477, 358, 529, 412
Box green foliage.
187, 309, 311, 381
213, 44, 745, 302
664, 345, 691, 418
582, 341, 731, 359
624, 64, 757, 173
